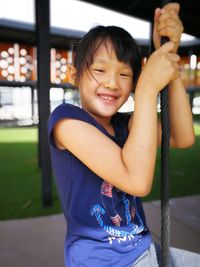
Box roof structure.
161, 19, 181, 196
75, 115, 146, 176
80, 0, 200, 39
1, 17, 199, 56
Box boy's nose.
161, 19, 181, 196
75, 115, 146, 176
103, 75, 118, 90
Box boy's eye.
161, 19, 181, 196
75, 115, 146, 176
93, 69, 104, 73
120, 73, 132, 77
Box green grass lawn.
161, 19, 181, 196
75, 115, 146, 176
0, 127, 61, 220
0, 124, 200, 220
144, 123, 200, 201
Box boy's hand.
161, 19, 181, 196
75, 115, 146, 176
153, 3, 184, 53
138, 41, 180, 94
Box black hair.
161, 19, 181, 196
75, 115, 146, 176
74, 25, 142, 89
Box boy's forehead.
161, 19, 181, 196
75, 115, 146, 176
88, 38, 132, 70
93, 50, 132, 71
93, 39, 115, 58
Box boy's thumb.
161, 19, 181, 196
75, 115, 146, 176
160, 41, 175, 52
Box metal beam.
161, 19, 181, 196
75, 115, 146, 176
0, 80, 36, 88
35, 0, 52, 206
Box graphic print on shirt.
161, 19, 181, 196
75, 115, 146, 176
90, 181, 145, 244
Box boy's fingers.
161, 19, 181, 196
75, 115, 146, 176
159, 41, 175, 52
158, 26, 182, 45
161, 2, 180, 14
154, 7, 161, 22
157, 4, 183, 37
157, 17, 181, 32
169, 53, 180, 62
158, 9, 179, 23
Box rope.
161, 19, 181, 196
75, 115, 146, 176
160, 0, 171, 266
160, 77, 170, 267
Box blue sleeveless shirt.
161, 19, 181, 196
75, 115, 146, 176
48, 103, 151, 267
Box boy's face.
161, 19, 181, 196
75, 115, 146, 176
78, 40, 133, 121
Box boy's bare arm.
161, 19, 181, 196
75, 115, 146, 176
157, 77, 195, 148
152, 3, 194, 148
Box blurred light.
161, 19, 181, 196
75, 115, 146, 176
0, 59, 8, 69
56, 70, 61, 77
60, 73, 66, 80
56, 53, 61, 59
55, 61, 61, 68
1, 69, 8, 77
8, 47, 14, 55
1, 51, 8, 58
184, 63, 190, 70
61, 65, 67, 72
55, 78, 61, 84
20, 49, 27, 56
7, 56, 14, 64
61, 58, 67, 64
19, 57, 26, 65
8, 65, 15, 74
190, 55, 197, 70
7, 75, 14, 81
21, 66, 27, 74
19, 76, 26, 82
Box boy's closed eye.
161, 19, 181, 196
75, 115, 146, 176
93, 69, 105, 73
120, 73, 132, 78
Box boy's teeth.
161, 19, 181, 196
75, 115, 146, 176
100, 95, 115, 100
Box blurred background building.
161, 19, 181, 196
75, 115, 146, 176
0, 0, 199, 127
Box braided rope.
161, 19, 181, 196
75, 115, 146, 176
160, 83, 170, 267
160, 0, 171, 266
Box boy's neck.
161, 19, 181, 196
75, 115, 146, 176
85, 110, 115, 137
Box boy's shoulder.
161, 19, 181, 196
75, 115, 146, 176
49, 103, 86, 122
51, 103, 81, 116
48, 103, 99, 132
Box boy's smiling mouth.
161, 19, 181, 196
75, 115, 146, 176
97, 93, 119, 104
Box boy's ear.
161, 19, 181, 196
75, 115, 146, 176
67, 65, 77, 86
